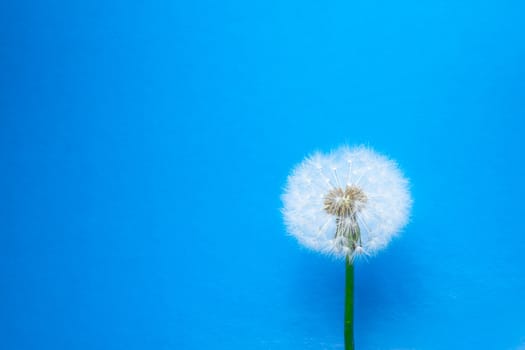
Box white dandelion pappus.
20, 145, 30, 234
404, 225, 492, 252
282, 145, 412, 259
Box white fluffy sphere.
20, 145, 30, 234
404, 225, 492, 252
282, 146, 412, 259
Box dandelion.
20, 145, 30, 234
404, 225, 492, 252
282, 145, 412, 350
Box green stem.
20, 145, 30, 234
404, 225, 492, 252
345, 256, 355, 350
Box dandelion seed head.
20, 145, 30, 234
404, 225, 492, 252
282, 145, 412, 258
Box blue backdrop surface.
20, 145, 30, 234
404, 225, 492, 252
1, 0, 525, 349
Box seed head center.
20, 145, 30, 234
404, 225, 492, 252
323, 185, 367, 217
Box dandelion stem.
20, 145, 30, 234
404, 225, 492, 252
345, 255, 355, 350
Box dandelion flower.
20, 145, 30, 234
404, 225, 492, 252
282, 145, 411, 258
281, 145, 412, 349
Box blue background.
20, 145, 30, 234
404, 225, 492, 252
2, 0, 525, 349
